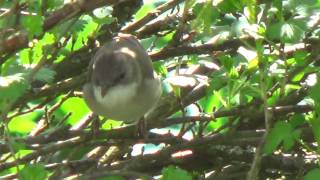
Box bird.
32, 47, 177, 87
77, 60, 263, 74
82, 34, 161, 123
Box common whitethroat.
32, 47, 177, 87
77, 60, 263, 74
82, 34, 161, 123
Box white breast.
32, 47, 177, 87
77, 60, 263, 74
93, 82, 138, 109
90, 78, 161, 122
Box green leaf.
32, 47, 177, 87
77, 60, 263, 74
42, 33, 55, 45
267, 89, 280, 106
283, 129, 300, 151
33, 67, 56, 83
292, 71, 305, 82
45, 0, 64, 10
32, 41, 43, 64
11, 141, 27, 152
21, 15, 43, 38
217, 0, 245, 13
214, 90, 228, 107
192, 2, 219, 33
263, 121, 294, 154
153, 61, 168, 76
8, 110, 39, 134
73, 19, 98, 50
308, 81, 320, 103
266, 21, 282, 41
98, 176, 124, 180
18, 164, 48, 180
243, 1, 256, 23
0, 74, 29, 113
162, 166, 192, 180
207, 117, 229, 133
293, 50, 308, 66
58, 97, 90, 125
272, 0, 283, 18
308, 115, 320, 151
267, 19, 306, 43
290, 114, 306, 128
200, 93, 219, 114
101, 119, 123, 130
134, 3, 155, 20
19, 48, 32, 65
304, 168, 320, 180
26, 0, 41, 13
219, 55, 233, 72
92, 16, 115, 25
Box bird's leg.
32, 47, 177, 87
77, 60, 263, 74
137, 117, 148, 139
91, 115, 101, 137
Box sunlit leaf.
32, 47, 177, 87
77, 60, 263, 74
162, 166, 192, 180
0, 74, 29, 112
73, 19, 98, 50
8, 110, 40, 134
18, 164, 48, 180
134, 3, 155, 20
59, 97, 90, 125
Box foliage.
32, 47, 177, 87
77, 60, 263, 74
0, 0, 320, 179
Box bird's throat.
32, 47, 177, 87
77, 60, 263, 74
93, 82, 138, 108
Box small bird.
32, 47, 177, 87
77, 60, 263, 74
82, 34, 161, 123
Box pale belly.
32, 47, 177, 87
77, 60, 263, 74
92, 79, 161, 123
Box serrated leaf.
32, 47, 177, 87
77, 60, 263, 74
18, 164, 48, 180
263, 121, 294, 154
32, 41, 43, 64
280, 21, 305, 43
20, 48, 32, 64
42, 33, 55, 45
281, 23, 295, 40
267, 20, 306, 43
162, 166, 192, 180
73, 20, 98, 50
